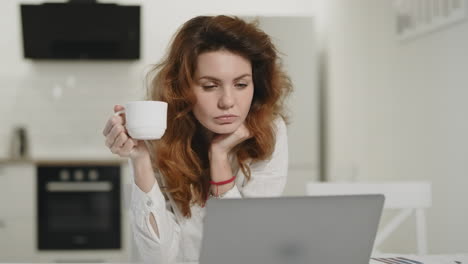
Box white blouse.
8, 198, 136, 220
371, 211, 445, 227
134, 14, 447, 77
129, 118, 288, 264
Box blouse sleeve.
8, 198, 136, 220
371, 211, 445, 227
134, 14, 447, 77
220, 117, 289, 198
128, 159, 181, 264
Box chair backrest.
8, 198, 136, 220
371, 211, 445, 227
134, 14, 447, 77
306, 181, 432, 254
306, 182, 432, 209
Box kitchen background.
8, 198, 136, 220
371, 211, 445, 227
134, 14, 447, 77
0, 0, 467, 262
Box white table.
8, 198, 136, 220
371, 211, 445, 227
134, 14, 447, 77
370, 253, 468, 264
176, 254, 468, 264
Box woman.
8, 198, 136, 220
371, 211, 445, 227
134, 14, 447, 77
103, 15, 292, 263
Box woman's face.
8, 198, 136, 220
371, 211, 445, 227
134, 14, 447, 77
192, 50, 254, 134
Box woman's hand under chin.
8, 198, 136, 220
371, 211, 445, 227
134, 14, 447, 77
209, 123, 252, 158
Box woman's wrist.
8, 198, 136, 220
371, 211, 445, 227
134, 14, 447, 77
130, 151, 156, 193
210, 181, 235, 198
130, 155, 150, 173
209, 151, 232, 183
208, 146, 228, 161
209, 145, 236, 196
129, 141, 150, 160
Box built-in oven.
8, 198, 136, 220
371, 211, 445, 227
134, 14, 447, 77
37, 164, 121, 250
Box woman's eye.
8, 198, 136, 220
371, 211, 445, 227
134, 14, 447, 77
236, 83, 248, 89
202, 85, 217, 90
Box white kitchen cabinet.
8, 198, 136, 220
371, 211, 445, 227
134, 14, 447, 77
0, 162, 36, 262
0, 217, 36, 261
0, 163, 36, 218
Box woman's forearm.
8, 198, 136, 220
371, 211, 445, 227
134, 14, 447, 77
130, 153, 160, 237
131, 153, 157, 194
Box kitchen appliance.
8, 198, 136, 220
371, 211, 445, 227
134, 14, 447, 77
37, 164, 121, 250
20, 1, 140, 60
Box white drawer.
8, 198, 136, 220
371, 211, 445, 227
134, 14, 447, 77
0, 217, 36, 262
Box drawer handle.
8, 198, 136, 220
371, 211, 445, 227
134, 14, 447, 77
46, 182, 113, 192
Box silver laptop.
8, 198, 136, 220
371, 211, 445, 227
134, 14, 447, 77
199, 194, 384, 264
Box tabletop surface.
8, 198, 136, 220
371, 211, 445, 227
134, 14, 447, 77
175, 254, 468, 264
370, 254, 467, 264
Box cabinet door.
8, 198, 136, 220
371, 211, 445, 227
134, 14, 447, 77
0, 164, 36, 262
0, 217, 35, 262
0, 164, 35, 218
0, 165, 8, 216
0, 218, 7, 259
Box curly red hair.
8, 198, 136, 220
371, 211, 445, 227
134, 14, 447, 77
145, 15, 292, 217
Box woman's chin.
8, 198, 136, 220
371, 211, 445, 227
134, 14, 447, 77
208, 123, 239, 134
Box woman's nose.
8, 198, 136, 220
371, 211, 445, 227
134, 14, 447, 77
218, 90, 235, 109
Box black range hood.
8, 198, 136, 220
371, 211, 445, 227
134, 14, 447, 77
20, 0, 140, 60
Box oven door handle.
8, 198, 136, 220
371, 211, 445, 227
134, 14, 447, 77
46, 182, 113, 192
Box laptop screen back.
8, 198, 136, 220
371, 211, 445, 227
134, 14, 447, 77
199, 194, 384, 264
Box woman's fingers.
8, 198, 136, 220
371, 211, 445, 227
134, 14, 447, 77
114, 105, 126, 126
105, 124, 125, 148
110, 132, 128, 151
210, 123, 252, 155
103, 105, 139, 158
235, 124, 251, 139
102, 117, 113, 136
114, 104, 124, 113
103, 105, 126, 136
120, 138, 136, 156
103, 115, 124, 136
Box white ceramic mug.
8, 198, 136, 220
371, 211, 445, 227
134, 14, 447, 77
114, 101, 167, 140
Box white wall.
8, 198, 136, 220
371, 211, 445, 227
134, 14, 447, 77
0, 0, 314, 161
254, 17, 319, 195
316, 0, 468, 254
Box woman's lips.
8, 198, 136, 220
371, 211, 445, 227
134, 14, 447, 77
214, 115, 238, 124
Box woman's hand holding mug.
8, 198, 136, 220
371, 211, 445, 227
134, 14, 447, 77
103, 101, 168, 160
103, 105, 145, 159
